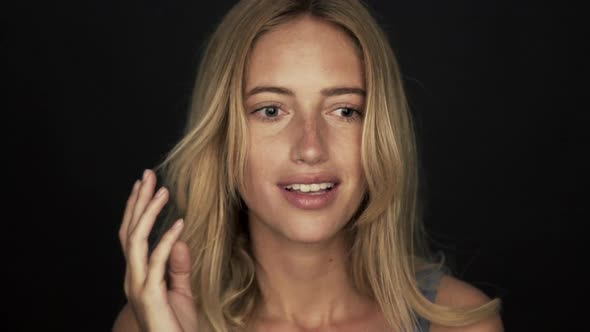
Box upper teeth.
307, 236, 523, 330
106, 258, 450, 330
284, 183, 335, 192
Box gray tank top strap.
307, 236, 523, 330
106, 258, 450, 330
414, 254, 448, 331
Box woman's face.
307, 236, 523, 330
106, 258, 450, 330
241, 15, 366, 244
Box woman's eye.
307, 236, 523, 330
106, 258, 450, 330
251, 105, 362, 123
332, 107, 362, 122
252, 105, 284, 122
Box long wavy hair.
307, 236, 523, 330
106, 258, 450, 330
153, 0, 501, 331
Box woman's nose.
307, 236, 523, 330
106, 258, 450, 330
290, 116, 328, 166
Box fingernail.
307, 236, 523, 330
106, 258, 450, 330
132, 180, 140, 191
143, 169, 149, 180
174, 219, 184, 228
155, 187, 166, 198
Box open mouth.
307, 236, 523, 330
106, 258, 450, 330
282, 183, 339, 194
278, 183, 340, 210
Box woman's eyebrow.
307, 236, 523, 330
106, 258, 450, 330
246, 86, 294, 98
245, 86, 366, 98
322, 86, 366, 97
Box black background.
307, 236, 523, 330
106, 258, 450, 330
4, 0, 585, 330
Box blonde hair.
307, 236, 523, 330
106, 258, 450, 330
154, 0, 501, 331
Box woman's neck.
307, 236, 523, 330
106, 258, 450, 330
248, 219, 376, 329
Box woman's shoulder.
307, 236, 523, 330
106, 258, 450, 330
429, 275, 504, 332
435, 275, 493, 310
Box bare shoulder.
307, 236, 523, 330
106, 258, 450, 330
112, 302, 142, 332
430, 275, 504, 332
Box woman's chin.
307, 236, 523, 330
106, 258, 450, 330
279, 221, 346, 245
247, 209, 350, 246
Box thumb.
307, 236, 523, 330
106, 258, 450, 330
168, 240, 193, 298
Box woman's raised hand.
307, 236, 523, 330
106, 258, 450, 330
118, 169, 199, 331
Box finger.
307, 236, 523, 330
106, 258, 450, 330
145, 219, 184, 289
168, 240, 194, 298
119, 180, 140, 255
129, 169, 156, 236
124, 268, 130, 298
127, 186, 170, 288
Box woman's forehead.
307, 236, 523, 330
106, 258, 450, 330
245, 16, 364, 91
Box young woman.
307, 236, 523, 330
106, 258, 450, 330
113, 0, 503, 331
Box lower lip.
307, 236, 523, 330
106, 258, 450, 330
279, 184, 340, 210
